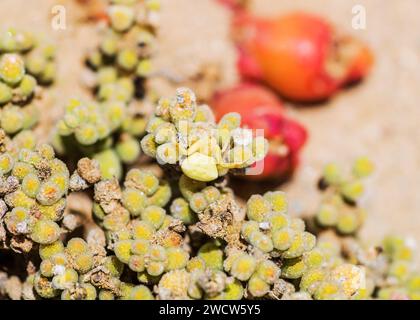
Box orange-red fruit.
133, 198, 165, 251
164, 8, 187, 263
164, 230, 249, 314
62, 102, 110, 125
76, 0, 109, 22
217, 0, 247, 12
234, 12, 374, 102
212, 83, 307, 181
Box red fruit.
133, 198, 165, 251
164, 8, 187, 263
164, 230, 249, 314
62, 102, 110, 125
233, 12, 374, 102
212, 82, 284, 115
212, 84, 307, 181
76, 0, 109, 22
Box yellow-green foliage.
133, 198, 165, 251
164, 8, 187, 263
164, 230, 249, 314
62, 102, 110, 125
1, 144, 68, 249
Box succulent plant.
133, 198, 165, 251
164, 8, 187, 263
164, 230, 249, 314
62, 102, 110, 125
141, 87, 269, 182
315, 157, 374, 235
84, 0, 159, 104
0, 29, 56, 139
53, 98, 145, 180
0, 27, 414, 302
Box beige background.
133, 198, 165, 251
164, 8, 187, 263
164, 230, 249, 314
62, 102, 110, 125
0, 0, 419, 258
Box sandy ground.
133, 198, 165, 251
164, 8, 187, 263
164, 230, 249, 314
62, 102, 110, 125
0, 0, 419, 260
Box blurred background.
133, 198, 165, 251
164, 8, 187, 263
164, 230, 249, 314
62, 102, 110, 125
0, 0, 419, 259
